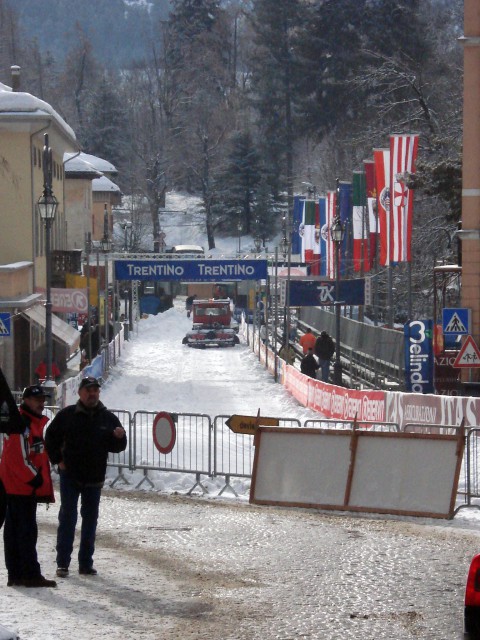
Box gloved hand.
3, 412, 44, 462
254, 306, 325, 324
28, 472, 43, 489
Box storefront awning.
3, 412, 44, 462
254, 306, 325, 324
22, 305, 80, 354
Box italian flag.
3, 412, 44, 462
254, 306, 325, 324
352, 171, 370, 272
364, 159, 377, 269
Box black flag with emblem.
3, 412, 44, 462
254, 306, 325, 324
0, 367, 25, 434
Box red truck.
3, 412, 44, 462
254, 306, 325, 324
182, 299, 239, 348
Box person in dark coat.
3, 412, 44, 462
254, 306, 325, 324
0, 385, 56, 587
186, 294, 197, 318
45, 377, 127, 578
314, 331, 335, 382
300, 348, 320, 379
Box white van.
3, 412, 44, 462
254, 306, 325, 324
171, 245, 205, 257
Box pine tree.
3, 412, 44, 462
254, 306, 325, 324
214, 131, 261, 234
249, 0, 306, 209
82, 75, 129, 170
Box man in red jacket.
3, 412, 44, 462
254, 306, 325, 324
0, 385, 56, 587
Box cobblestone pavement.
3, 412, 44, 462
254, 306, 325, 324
0, 490, 478, 640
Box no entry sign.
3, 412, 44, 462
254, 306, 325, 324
152, 412, 176, 454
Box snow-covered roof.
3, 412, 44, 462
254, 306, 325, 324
79, 152, 117, 175
63, 152, 102, 178
0, 83, 76, 142
92, 175, 121, 193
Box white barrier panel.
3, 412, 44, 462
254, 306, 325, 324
250, 427, 464, 519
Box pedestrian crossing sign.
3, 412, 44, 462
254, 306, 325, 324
0, 313, 11, 337
442, 308, 470, 335
453, 335, 480, 368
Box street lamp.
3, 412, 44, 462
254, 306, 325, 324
237, 221, 242, 255
331, 190, 345, 386
120, 220, 133, 251
36, 133, 58, 390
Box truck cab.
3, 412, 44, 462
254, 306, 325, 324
182, 299, 239, 348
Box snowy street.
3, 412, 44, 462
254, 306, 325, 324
1, 302, 480, 639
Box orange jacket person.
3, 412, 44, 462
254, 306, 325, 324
299, 328, 316, 354
0, 385, 56, 587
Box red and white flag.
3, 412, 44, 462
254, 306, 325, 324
364, 159, 377, 269
389, 134, 419, 263
326, 191, 336, 278
312, 200, 321, 276
374, 148, 390, 266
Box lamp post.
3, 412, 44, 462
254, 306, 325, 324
237, 221, 242, 255
120, 220, 133, 251
36, 133, 58, 390
331, 182, 345, 386
280, 232, 289, 346
101, 226, 112, 371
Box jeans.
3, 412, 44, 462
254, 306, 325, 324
318, 359, 330, 382
56, 471, 101, 570
4, 495, 41, 580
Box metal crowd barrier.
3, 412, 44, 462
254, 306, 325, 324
131, 410, 212, 493
304, 418, 399, 431
456, 427, 480, 514
2, 405, 479, 508
213, 415, 301, 496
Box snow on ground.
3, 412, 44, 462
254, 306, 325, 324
1, 298, 480, 639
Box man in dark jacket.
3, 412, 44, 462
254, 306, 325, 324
0, 385, 56, 587
300, 348, 320, 379
45, 377, 127, 578
314, 331, 335, 382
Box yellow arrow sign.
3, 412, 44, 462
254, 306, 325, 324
225, 411, 279, 435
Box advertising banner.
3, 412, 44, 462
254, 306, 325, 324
288, 279, 365, 306
114, 259, 268, 282
404, 320, 434, 394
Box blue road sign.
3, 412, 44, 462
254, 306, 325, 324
442, 308, 471, 335
0, 313, 11, 336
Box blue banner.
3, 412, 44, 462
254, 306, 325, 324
288, 279, 365, 306
404, 319, 434, 394
114, 259, 268, 282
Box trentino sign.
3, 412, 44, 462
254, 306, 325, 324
114, 259, 268, 282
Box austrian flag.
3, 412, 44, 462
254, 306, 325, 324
389, 134, 419, 263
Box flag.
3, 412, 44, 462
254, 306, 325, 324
291, 195, 305, 256
364, 159, 377, 269
301, 200, 316, 264
311, 200, 321, 276
323, 191, 336, 278
390, 134, 419, 263
352, 171, 370, 273
374, 148, 390, 266
338, 181, 352, 277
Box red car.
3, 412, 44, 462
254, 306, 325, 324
465, 554, 480, 637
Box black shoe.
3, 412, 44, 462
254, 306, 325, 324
56, 567, 69, 578
7, 577, 21, 587
79, 567, 97, 575
21, 576, 57, 588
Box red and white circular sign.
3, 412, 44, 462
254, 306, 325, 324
152, 412, 176, 454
